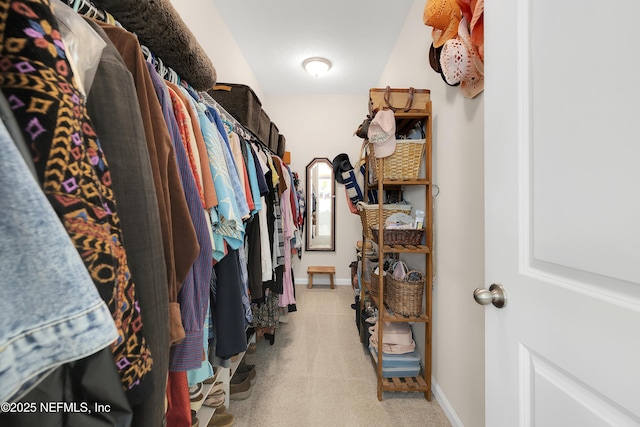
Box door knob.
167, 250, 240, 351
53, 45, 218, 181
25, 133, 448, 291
473, 284, 507, 308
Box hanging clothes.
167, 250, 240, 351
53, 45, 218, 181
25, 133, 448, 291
213, 249, 249, 360
0, 118, 117, 403
98, 22, 198, 342
0, 1, 153, 403
85, 19, 169, 426
206, 104, 251, 220
144, 62, 213, 373
198, 101, 245, 253
97, 21, 200, 348
273, 156, 297, 307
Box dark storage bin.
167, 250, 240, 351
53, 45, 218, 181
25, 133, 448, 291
269, 122, 279, 153
257, 109, 270, 145
208, 83, 262, 136
277, 134, 286, 158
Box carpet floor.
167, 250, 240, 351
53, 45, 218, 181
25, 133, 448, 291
228, 285, 452, 426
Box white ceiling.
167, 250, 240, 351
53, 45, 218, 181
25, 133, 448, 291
211, 0, 414, 96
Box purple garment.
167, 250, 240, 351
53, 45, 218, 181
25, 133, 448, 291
146, 63, 212, 371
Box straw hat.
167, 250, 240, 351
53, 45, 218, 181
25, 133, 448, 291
439, 17, 484, 98
423, 0, 462, 48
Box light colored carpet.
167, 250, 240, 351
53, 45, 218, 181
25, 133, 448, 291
228, 285, 452, 427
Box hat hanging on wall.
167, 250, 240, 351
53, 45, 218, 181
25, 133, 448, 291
429, 43, 460, 87
332, 153, 354, 184
424, 0, 483, 98
423, 0, 462, 48
439, 17, 484, 98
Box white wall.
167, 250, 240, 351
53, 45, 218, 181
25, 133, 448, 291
376, 1, 485, 426
169, 0, 266, 102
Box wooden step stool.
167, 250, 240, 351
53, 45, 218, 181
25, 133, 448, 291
307, 266, 336, 289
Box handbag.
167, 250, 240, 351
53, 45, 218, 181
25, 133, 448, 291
369, 86, 431, 114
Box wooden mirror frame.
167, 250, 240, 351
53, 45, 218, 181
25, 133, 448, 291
305, 157, 336, 251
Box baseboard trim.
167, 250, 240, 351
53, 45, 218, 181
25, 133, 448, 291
432, 377, 464, 427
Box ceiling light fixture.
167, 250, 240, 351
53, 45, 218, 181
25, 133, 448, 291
303, 57, 332, 78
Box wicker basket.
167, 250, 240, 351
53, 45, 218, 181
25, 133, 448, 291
386, 273, 424, 317
369, 139, 425, 181
358, 203, 412, 240
369, 270, 386, 298
370, 226, 424, 246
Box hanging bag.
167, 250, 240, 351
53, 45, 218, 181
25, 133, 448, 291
369, 86, 431, 114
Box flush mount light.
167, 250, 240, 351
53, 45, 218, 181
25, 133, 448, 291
302, 57, 332, 78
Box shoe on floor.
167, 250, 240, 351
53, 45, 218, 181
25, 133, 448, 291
215, 405, 227, 414
230, 372, 249, 385
235, 363, 256, 381
230, 376, 251, 400
207, 412, 234, 427
191, 410, 199, 427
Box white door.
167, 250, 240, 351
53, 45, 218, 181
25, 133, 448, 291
484, 0, 640, 426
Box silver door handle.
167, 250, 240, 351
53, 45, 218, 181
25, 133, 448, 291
473, 284, 507, 308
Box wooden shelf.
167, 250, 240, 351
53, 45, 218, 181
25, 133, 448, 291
381, 376, 430, 392
367, 349, 431, 397
359, 104, 433, 402
381, 244, 430, 253
364, 282, 429, 323
381, 311, 430, 323
370, 178, 431, 186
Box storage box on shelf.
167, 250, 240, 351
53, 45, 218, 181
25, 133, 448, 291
268, 122, 279, 153
209, 83, 262, 136
277, 134, 286, 157
359, 91, 433, 401
257, 109, 271, 145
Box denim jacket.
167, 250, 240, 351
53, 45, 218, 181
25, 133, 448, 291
0, 121, 117, 402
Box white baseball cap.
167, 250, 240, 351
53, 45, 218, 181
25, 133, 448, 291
367, 109, 396, 158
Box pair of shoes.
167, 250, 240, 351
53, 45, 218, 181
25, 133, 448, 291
230, 374, 251, 400
203, 391, 225, 408
207, 412, 234, 427
236, 361, 256, 381
207, 381, 224, 396
189, 383, 204, 402
203, 367, 220, 384
191, 410, 200, 427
